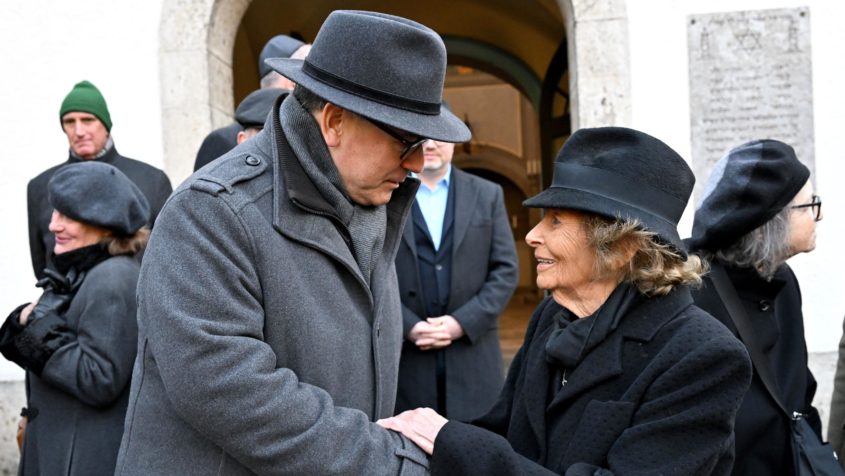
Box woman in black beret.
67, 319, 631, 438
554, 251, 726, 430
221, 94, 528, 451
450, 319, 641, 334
686, 139, 830, 475
378, 127, 752, 475
0, 161, 150, 476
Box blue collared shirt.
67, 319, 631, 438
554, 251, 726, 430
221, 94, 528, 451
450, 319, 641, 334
413, 165, 451, 250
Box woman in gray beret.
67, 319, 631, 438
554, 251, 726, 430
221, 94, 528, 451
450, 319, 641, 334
379, 127, 751, 475
686, 139, 830, 475
0, 161, 150, 476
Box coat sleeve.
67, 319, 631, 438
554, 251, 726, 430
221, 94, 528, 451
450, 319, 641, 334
139, 188, 428, 475
38, 259, 139, 407
27, 179, 47, 280
596, 328, 752, 475
451, 185, 518, 343
142, 169, 172, 229
829, 317, 845, 457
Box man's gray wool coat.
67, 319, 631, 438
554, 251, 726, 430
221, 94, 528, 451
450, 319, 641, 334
116, 96, 429, 475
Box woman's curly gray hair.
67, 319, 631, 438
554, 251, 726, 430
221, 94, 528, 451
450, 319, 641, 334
583, 215, 706, 296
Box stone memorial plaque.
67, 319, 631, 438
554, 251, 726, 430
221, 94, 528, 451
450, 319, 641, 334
688, 7, 814, 201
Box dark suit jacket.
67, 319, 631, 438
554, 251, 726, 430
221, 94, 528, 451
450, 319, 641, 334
429, 289, 752, 475
193, 122, 241, 172
395, 168, 518, 421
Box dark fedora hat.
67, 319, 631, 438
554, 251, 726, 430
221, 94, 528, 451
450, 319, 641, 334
258, 35, 305, 78
524, 127, 695, 257
235, 88, 289, 128
266, 10, 470, 143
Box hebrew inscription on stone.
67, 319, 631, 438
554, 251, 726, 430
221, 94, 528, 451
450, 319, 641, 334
688, 7, 814, 200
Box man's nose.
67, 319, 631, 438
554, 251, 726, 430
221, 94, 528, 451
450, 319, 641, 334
402, 148, 424, 173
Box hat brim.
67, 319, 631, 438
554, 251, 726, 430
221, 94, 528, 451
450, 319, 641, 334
524, 187, 687, 258
266, 58, 471, 143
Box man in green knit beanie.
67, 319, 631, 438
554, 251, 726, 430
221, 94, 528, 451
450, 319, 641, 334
59, 80, 113, 160
26, 80, 172, 280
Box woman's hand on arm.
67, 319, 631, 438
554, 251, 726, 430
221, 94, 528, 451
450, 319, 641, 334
377, 408, 448, 455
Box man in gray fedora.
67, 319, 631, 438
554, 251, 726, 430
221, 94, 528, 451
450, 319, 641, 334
116, 10, 469, 475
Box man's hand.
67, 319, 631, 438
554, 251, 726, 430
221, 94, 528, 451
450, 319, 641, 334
407, 315, 465, 350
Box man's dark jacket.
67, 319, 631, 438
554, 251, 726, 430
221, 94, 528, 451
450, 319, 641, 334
691, 261, 822, 475
394, 168, 518, 421
27, 147, 172, 279
193, 122, 240, 171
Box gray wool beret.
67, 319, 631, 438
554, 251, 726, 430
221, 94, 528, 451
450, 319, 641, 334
235, 88, 288, 128
689, 139, 810, 252
48, 161, 150, 236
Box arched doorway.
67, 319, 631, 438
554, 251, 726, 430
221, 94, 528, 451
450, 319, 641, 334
157, 0, 633, 185
157, 0, 633, 354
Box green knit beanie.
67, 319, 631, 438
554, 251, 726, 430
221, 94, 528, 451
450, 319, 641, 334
59, 80, 112, 131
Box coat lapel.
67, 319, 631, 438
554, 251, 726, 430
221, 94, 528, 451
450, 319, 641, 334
451, 169, 478, 255
519, 302, 560, 453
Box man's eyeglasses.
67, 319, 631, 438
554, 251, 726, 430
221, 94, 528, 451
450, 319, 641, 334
365, 118, 427, 160
790, 194, 822, 221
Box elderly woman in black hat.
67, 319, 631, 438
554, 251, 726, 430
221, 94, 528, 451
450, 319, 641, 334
379, 127, 752, 475
687, 139, 830, 475
0, 161, 149, 476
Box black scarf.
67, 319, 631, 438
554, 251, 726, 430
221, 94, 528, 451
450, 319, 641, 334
544, 282, 641, 369
50, 244, 111, 277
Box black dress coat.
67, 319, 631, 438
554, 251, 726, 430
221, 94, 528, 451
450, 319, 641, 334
394, 168, 518, 421
429, 288, 752, 475
192, 122, 240, 171
691, 262, 822, 475
2, 255, 140, 476
27, 147, 171, 279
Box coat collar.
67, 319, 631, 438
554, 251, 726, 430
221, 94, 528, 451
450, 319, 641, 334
266, 95, 419, 303
519, 287, 695, 455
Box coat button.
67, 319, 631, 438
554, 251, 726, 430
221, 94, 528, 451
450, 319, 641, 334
758, 300, 771, 311
245, 156, 261, 166
435, 264, 443, 271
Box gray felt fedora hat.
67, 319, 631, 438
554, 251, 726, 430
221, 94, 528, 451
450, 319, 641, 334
265, 10, 471, 143
524, 127, 695, 257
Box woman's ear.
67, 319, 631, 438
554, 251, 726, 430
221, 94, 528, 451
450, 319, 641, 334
317, 103, 345, 148
611, 236, 638, 270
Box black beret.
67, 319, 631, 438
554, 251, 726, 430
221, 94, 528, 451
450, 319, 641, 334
689, 139, 810, 252
235, 88, 288, 128
258, 35, 305, 78
48, 162, 150, 236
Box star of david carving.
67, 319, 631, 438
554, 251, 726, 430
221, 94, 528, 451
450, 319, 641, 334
734, 29, 762, 52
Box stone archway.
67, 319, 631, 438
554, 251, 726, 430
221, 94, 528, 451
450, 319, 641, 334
158, 0, 632, 184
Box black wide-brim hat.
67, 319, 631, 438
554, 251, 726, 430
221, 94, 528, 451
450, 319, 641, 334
48, 161, 150, 236
266, 10, 471, 143
524, 127, 695, 257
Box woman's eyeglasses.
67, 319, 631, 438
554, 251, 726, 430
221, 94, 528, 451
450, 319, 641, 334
790, 194, 822, 221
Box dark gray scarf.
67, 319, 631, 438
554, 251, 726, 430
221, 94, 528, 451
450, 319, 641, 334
69, 136, 114, 161
545, 282, 641, 369
280, 96, 386, 286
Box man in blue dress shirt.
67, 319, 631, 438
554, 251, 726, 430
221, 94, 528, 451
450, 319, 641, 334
394, 131, 519, 421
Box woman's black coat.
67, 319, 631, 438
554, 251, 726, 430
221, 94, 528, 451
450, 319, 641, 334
2, 255, 140, 476
691, 262, 821, 475
429, 287, 752, 475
